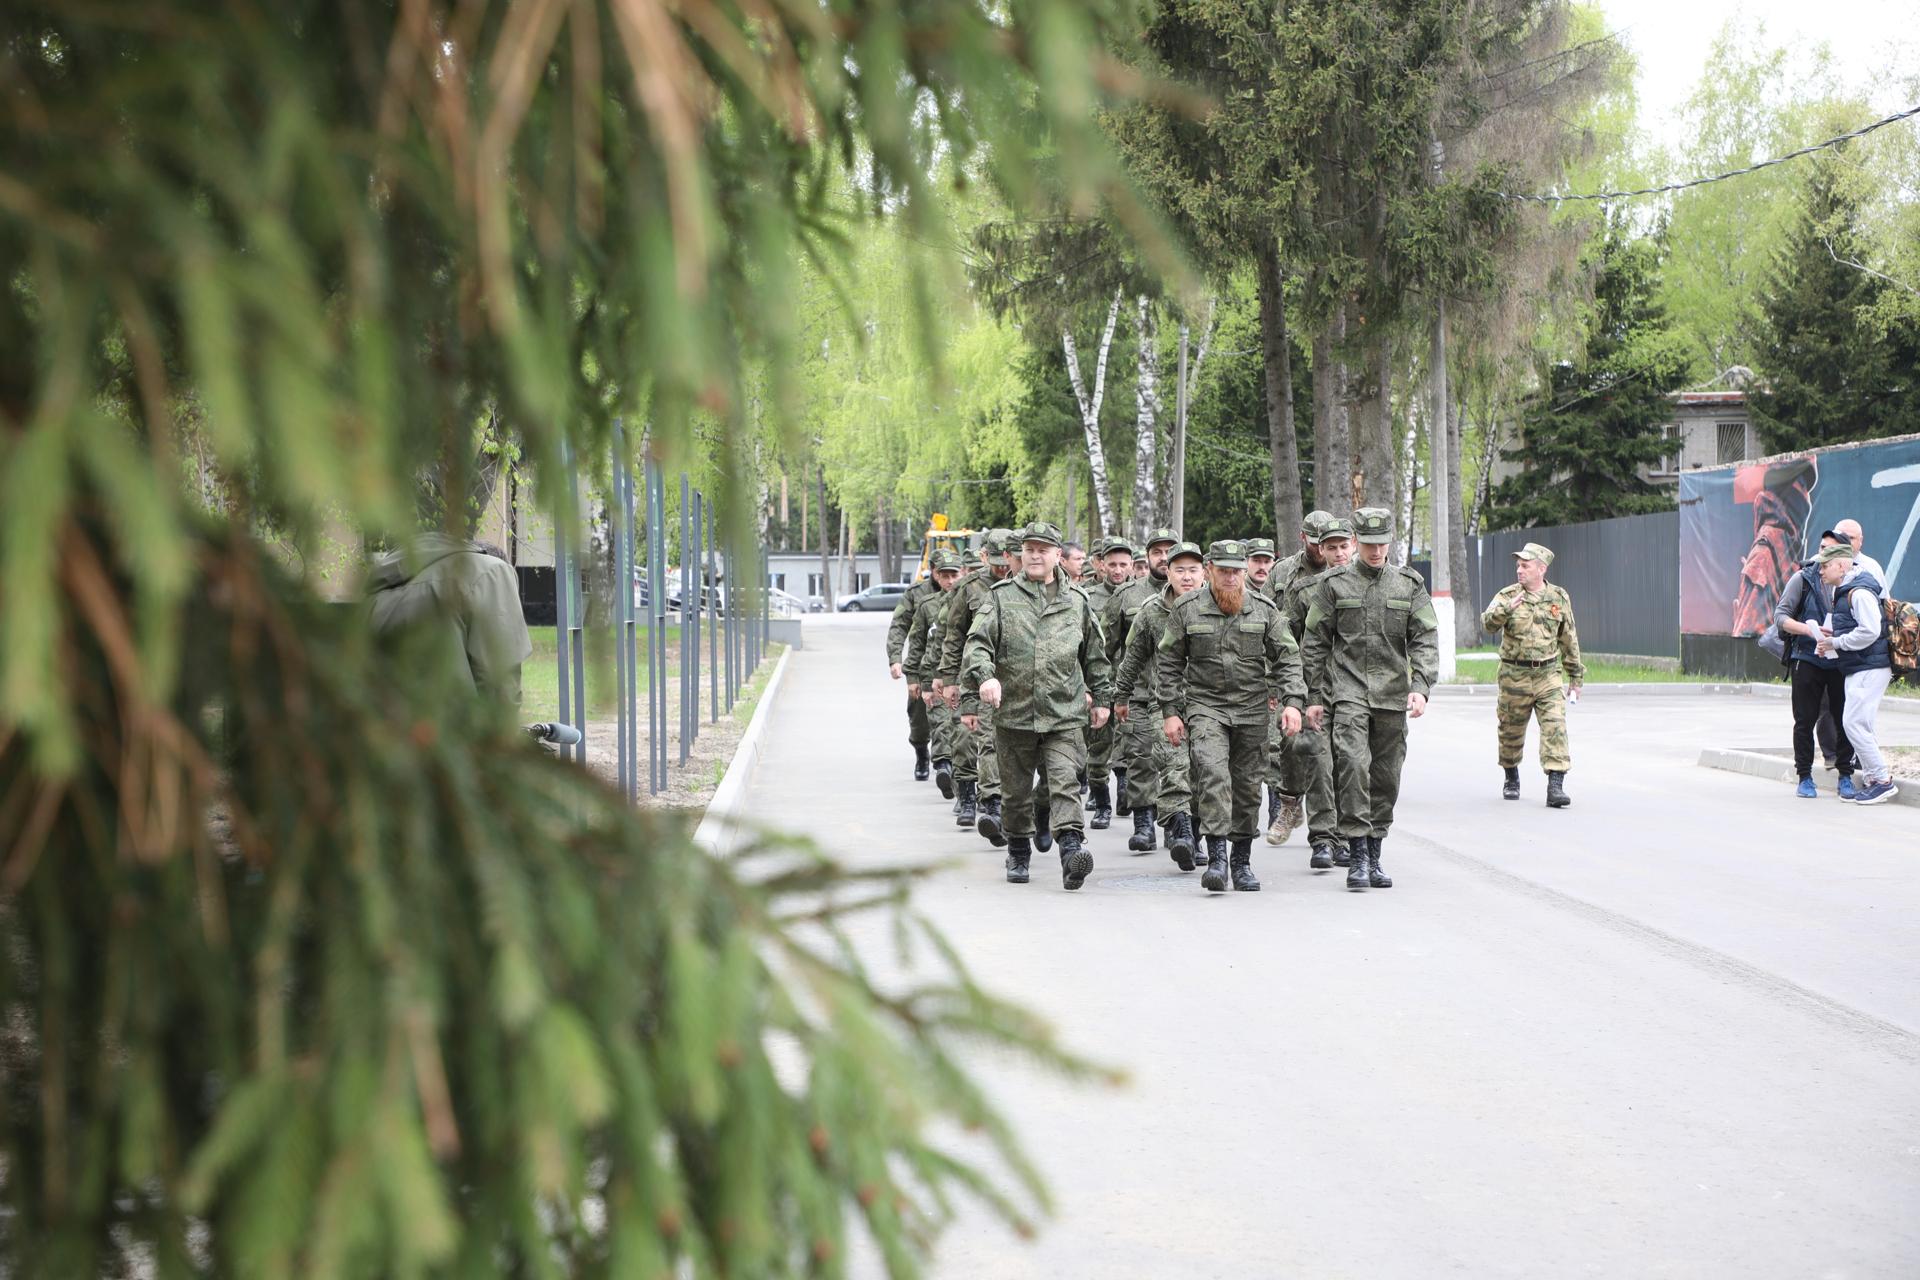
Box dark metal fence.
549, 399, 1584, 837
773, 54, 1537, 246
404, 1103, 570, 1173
1469, 511, 1679, 658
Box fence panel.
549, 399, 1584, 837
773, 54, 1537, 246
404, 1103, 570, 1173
1470, 511, 1679, 658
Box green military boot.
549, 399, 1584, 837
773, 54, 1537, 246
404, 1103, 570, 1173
1200, 836, 1231, 893
1058, 829, 1093, 891
1004, 836, 1031, 884
1366, 835, 1393, 888
1346, 839, 1371, 890
1229, 838, 1260, 892
1166, 812, 1197, 871
955, 780, 977, 828
1502, 766, 1520, 800
1546, 771, 1571, 809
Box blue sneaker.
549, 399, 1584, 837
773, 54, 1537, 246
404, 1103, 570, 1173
1795, 776, 1817, 799
1855, 780, 1899, 807
1838, 775, 1857, 801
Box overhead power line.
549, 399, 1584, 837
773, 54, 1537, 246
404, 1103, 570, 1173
1496, 103, 1920, 204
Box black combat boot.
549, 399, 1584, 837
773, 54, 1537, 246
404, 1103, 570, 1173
1346, 839, 1371, 890
1200, 836, 1231, 893
1546, 771, 1571, 809
1114, 768, 1131, 816
1033, 800, 1054, 854
914, 743, 930, 781
1078, 767, 1089, 797
1230, 838, 1260, 892
1331, 841, 1353, 867
1309, 841, 1334, 870
1005, 836, 1031, 884
976, 795, 1007, 847
1367, 835, 1393, 888
1127, 805, 1158, 852
955, 780, 978, 828
1088, 780, 1113, 830
934, 757, 955, 799
1502, 766, 1520, 800
1167, 812, 1198, 871
1058, 829, 1093, 891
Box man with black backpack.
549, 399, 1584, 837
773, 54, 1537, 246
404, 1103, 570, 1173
1773, 532, 1857, 800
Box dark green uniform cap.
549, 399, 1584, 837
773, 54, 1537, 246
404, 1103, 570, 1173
1019, 520, 1065, 548
1316, 516, 1355, 542
983, 527, 1016, 555
1205, 538, 1250, 569
1245, 537, 1278, 560
1104, 538, 1138, 559
930, 550, 965, 571
1350, 508, 1393, 545
1143, 526, 1181, 550
1167, 540, 1206, 564
1301, 509, 1336, 540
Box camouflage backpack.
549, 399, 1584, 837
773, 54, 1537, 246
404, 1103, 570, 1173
1885, 595, 1920, 676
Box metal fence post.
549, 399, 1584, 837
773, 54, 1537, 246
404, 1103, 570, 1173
679, 474, 692, 764
706, 501, 720, 722
612, 424, 629, 796
555, 440, 587, 766
647, 460, 667, 794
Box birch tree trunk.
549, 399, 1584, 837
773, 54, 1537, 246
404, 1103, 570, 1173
1130, 294, 1161, 542
1446, 396, 1477, 648
1397, 401, 1419, 565
1062, 287, 1123, 536
1256, 244, 1304, 541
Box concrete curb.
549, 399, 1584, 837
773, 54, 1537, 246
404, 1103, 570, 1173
693, 646, 794, 856
1433, 681, 1920, 714
1696, 746, 1920, 809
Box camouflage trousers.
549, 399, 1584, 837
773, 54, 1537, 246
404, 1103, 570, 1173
907, 688, 929, 747
1119, 706, 1160, 806
996, 726, 1085, 838
1330, 704, 1409, 840
1280, 723, 1340, 845
955, 703, 999, 799
1189, 715, 1266, 840
1497, 665, 1570, 772
1147, 704, 1194, 827
1086, 717, 1115, 783
928, 697, 959, 763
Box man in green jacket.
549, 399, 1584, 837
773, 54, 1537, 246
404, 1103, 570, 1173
1082, 537, 1134, 828
1102, 527, 1179, 818
1300, 508, 1440, 892
887, 565, 944, 782
368, 533, 533, 714
935, 530, 1015, 843
962, 522, 1113, 890
904, 551, 970, 816
1273, 514, 1355, 869
1156, 540, 1305, 893
1114, 541, 1207, 869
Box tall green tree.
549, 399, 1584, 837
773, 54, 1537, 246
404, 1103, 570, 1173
1749, 155, 1920, 451
1487, 219, 1690, 528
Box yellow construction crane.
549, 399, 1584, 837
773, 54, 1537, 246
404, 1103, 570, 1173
915, 513, 981, 580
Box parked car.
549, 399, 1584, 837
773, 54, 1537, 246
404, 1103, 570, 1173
837, 582, 912, 612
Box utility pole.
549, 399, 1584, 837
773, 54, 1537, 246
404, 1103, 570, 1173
1172, 321, 1189, 534
1428, 135, 1455, 681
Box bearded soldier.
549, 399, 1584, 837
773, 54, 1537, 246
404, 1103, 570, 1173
1101, 527, 1179, 823
1300, 508, 1439, 892
886, 561, 944, 782
1082, 537, 1133, 829
1157, 540, 1305, 893
962, 522, 1113, 890
1481, 542, 1584, 807
903, 551, 970, 820
1113, 541, 1207, 869
936, 529, 1016, 845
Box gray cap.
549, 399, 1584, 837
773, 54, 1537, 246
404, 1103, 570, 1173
1301, 510, 1337, 539
1316, 516, 1354, 542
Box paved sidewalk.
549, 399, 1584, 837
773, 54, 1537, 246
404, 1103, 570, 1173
748, 616, 1920, 1278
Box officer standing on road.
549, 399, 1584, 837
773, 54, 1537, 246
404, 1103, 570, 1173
1157, 540, 1305, 893
886, 560, 943, 781
936, 529, 1016, 843
1279, 515, 1355, 870
1082, 537, 1133, 829
1103, 527, 1179, 822
1300, 508, 1439, 892
1480, 542, 1584, 807
903, 551, 970, 818
1114, 541, 1208, 869
962, 522, 1113, 890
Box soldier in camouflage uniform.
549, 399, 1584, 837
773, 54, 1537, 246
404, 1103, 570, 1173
1480, 541, 1584, 808
1102, 527, 1179, 824
903, 551, 970, 819
1157, 540, 1306, 893
1247, 537, 1279, 601
886, 562, 943, 782
936, 530, 1016, 844
1259, 513, 1329, 842
1300, 508, 1439, 892
1081, 537, 1133, 829
961, 522, 1113, 889
1269, 514, 1357, 871
1114, 541, 1207, 869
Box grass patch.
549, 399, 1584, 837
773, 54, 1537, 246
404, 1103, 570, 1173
1449, 655, 1717, 685
523, 623, 681, 720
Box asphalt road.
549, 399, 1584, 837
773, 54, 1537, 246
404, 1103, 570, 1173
750, 614, 1920, 1278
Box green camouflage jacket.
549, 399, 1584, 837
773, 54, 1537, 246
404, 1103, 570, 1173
936, 565, 1003, 685
367, 534, 533, 708
1481, 583, 1585, 682
1155, 587, 1304, 726
1114, 583, 1187, 710
960, 573, 1112, 731
902, 582, 957, 682
1300, 560, 1440, 709
885, 576, 940, 666
1098, 576, 1157, 700
1272, 550, 1325, 613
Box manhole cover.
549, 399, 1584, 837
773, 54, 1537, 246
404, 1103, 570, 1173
1095, 873, 1203, 893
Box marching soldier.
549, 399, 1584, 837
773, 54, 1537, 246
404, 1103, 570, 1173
1300, 508, 1439, 892
1247, 537, 1279, 600
886, 561, 943, 781
936, 529, 1016, 844
1261, 513, 1329, 841
1156, 540, 1305, 893
903, 551, 970, 819
1082, 537, 1133, 829
1480, 541, 1584, 807
1102, 527, 1179, 826
961, 522, 1113, 890
1113, 541, 1208, 868
1278, 516, 1355, 870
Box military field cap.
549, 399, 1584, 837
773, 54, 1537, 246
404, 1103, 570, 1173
1350, 508, 1393, 545
1316, 516, 1354, 542
985, 527, 1016, 555
931, 550, 965, 571
1143, 526, 1181, 550
1087, 535, 1112, 557
1512, 541, 1555, 566
1246, 537, 1278, 560
1167, 540, 1206, 564
1818, 542, 1856, 564
1301, 509, 1336, 538
1019, 520, 1065, 548
1205, 538, 1250, 569
1104, 538, 1138, 558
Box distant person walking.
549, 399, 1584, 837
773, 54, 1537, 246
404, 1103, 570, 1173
1815, 543, 1899, 805
1774, 532, 1856, 799
1479, 542, 1584, 808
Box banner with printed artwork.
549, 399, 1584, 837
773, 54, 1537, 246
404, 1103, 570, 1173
1679, 435, 1920, 636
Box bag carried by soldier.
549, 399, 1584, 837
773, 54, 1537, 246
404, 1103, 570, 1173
1883, 594, 1920, 678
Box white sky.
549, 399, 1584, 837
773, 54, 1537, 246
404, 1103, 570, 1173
1597, 0, 1917, 153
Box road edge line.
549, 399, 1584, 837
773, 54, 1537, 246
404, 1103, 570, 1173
694, 645, 794, 857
